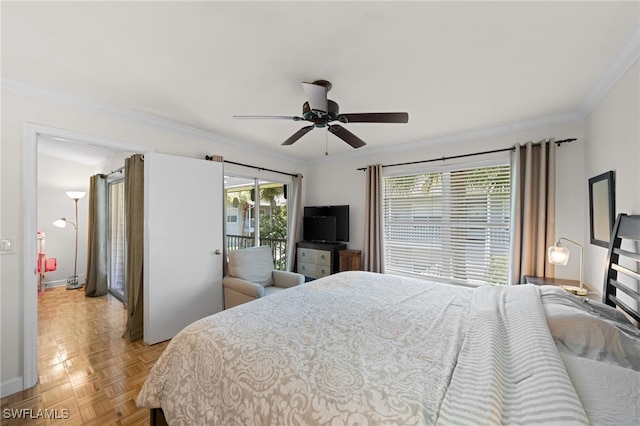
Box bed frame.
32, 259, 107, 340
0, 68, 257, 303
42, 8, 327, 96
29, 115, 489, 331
603, 213, 640, 325
150, 408, 168, 426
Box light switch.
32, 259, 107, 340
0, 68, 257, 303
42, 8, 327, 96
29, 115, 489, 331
1, 237, 17, 255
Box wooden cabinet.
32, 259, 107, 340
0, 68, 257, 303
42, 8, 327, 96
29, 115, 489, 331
339, 250, 361, 272
296, 242, 346, 279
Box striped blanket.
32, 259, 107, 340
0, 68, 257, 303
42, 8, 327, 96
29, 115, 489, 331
437, 285, 589, 425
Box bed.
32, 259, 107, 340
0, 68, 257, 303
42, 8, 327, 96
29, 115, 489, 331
137, 215, 640, 425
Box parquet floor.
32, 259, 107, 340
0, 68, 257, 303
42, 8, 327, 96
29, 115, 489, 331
1, 287, 169, 425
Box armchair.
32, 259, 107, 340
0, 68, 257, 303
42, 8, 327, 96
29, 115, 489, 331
222, 246, 305, 309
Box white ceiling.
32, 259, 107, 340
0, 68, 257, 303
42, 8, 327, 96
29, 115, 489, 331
2, 1, 639, 162
37, 135, 125, 166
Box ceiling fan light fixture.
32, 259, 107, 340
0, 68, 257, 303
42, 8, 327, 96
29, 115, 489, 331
302, 100, 339, 123
302, 81, 329, 113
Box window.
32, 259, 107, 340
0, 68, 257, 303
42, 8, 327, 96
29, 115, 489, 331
227, 208, 238, 224
383, 163, 510, 286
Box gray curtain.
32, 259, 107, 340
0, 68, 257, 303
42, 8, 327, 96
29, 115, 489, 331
122, 154, 145, 341
364, 164, 385, 273
285, 174, 303, 272
84, 174, 108, 297
508, 139, 556, 285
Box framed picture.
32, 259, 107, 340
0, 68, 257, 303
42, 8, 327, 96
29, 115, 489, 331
588, 171, 615, 247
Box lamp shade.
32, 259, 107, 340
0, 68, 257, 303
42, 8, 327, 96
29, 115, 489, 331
66, 191, 86, 200
52, 219, 67, 228
546, 237, 586, 296
548, 245, 570, 265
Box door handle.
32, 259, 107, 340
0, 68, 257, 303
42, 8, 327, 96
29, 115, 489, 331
215, 249, 222, 255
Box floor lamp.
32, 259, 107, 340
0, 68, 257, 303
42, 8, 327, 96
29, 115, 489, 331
53, 191, 86, 290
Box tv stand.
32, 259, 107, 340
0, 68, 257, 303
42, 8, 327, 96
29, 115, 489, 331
296, 241, 347, 279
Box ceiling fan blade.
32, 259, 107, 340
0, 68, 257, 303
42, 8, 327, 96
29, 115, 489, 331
281, 125, 314, 146
302, 82, 328, 113
233, 115, 304, 121
337, 112, 409, 124
328, 125, 366, 149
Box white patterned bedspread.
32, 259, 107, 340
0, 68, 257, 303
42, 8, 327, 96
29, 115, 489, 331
137, 271, 588, 425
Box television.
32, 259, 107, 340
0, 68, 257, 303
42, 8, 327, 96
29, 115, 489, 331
303, 205, 349, 243
303, 216, 336, 243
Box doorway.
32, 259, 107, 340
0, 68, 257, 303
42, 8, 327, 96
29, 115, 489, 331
23, 123, 153, 390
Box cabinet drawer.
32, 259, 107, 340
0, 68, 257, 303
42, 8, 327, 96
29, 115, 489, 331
297, 262, 331, 279
297, 248, 331, 266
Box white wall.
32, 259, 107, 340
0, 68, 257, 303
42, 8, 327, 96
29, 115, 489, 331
37, 154, 93, 287
583, 59, 640, 294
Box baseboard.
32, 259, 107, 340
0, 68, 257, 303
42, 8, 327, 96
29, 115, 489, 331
45, 280, 67, 288
44, 274, 86, 289
1, 376, 24, 398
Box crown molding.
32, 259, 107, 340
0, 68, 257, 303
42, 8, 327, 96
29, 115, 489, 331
308, 110, 583, 166
0, 77, 306, 167
576, 25, 640, 119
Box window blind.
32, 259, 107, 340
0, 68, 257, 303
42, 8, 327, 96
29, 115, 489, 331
383, 165, 510, 285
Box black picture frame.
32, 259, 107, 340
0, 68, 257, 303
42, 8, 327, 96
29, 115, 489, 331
588, 171, 615, 247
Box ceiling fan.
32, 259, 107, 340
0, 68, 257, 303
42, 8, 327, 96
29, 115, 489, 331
233, 80, 409, 149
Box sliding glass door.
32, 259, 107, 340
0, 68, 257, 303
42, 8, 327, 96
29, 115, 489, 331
108, 178, 126, 302
225, 176, 288, 270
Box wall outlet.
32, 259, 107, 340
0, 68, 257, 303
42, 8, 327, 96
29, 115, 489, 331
1, 237, 17, 255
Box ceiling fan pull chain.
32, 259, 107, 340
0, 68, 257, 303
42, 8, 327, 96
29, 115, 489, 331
325, 128, 329, 156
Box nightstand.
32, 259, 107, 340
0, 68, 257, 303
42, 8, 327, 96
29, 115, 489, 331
523, 276, 599, 301
338, 250, 362, 272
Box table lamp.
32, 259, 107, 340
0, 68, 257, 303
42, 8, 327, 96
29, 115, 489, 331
547, 237, 587, 296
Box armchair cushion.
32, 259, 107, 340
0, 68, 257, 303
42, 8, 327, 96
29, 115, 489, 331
227, 246, 274, 287
222, 276, 265, 298
272, 270, 305, 288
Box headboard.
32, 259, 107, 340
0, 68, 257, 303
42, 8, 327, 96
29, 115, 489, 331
603, 213, 640, 325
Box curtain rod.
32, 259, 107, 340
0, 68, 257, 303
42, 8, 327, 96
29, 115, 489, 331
205, 156, 300, 178
106, 166, 124, 176
106, 154, 144, 177
356, 138, 576, 171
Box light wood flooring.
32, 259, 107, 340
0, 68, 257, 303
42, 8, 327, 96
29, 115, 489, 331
1, 286, 169, 425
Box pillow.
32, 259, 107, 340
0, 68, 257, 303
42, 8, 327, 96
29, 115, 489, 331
227, 246, 274, 287
541, 289, 640, 370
